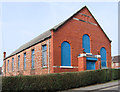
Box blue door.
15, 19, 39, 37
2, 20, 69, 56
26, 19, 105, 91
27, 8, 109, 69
82, 34, 90, 53
87, 61, 95, 70
61, 41, 71, 66
100, 47, 107, 67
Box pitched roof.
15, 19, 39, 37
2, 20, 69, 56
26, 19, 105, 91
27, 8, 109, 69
112, 55, 120, 63
4, 21, 65, 59
6, 30, 51, 59
4, 6, 111, 60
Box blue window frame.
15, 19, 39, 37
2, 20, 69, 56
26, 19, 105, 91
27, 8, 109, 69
42, 45, 47, 67
31, 49, 35, 69
82, 34, 90, 53
12, 58, 14, 72
18, 55, 20, 71
100, 47, 107, 67
61, 41, 71, 66
24, 53, 26, 70
8, 60, 9, 72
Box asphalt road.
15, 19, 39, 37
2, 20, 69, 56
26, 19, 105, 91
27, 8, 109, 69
63, 85, 119, 92
63, 80, 120, 92
100, 85, 119, 90
92, 85, 120, 92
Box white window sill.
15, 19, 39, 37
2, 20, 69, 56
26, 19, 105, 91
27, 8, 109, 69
86, 53, 92, 55
53, 66, 78, 68
42, 66, 47, 68
101, 67, 108, 69
60, 66, 73, 68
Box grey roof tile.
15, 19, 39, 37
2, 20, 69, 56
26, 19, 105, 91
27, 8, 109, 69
5, 30, 51, 59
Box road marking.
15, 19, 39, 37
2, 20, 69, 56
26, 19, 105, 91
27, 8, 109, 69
101, 85, 119, 90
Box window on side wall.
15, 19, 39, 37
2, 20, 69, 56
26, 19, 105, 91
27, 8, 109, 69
24, 53, 26, 70
8, 60, 9, 72
31, 49, 35, 69
18, 55, 20, 71
12, 58, 14, 72
42, 45, 47, 67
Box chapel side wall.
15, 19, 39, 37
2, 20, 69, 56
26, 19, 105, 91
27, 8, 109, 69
4, 38, 52, 76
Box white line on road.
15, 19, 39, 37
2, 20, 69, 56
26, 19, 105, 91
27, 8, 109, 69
101, 85, 119, 90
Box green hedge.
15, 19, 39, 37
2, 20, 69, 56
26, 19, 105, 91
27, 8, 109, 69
2, 69, 120, 91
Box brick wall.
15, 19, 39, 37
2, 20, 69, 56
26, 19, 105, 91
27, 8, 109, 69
51, 7, 111, 73
3, 39, 52, 76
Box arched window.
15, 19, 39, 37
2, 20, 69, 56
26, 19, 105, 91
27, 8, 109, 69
82, 34, 90, 53
61, 41, 71, 66
100, 47, 107, 67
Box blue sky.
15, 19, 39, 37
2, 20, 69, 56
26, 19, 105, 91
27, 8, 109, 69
0, 2, 118, 67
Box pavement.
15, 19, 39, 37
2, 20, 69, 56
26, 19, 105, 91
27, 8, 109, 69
63, 80, 120, 92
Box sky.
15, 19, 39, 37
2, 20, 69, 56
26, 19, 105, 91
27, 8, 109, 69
118, 1, 120, 55
0, 1, 118, 67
